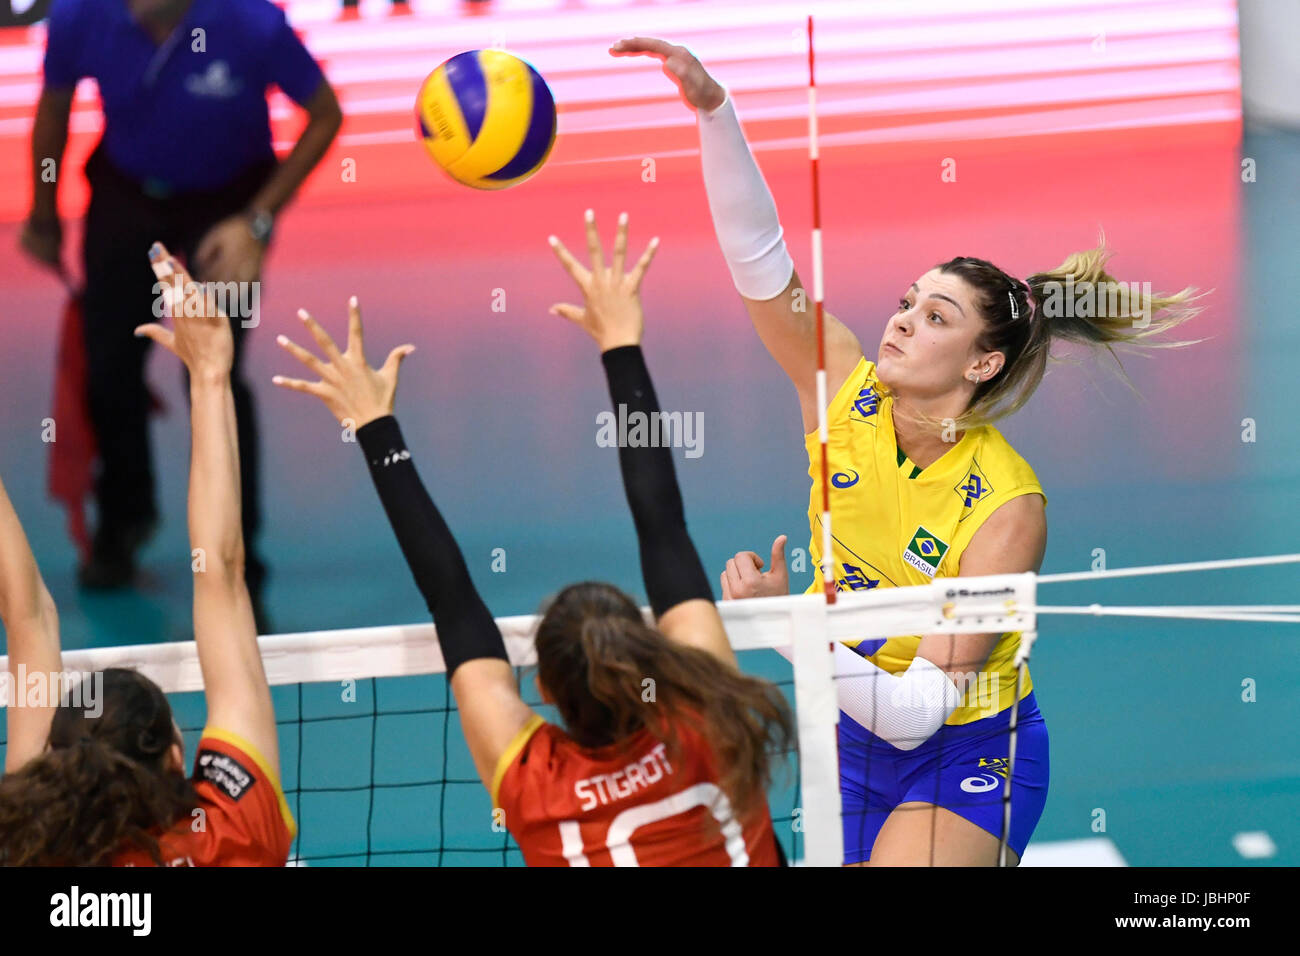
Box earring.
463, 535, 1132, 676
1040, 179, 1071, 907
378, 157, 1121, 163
970, 372, 981, 384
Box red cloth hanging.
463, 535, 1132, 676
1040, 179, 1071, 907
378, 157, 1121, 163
47, 292, 94, 561
47, 290, 167, 561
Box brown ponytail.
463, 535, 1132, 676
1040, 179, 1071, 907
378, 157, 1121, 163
0, 668, 197, 866
535, 583, 793, 823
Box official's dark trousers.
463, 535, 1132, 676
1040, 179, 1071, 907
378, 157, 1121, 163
81, 144, 273, 594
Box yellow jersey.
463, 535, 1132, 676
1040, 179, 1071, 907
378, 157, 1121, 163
804, 356, 1046, 725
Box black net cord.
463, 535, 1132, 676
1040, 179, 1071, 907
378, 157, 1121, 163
365, 676, 378, 866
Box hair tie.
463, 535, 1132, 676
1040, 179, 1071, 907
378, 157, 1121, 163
1012, 279, 1037, 323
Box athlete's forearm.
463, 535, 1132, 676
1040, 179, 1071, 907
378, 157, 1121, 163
697, 95, 865, 403
247, 80, 341, 217
0, 473, 61, 774
188, 376, 244, 576
29, 88, 71, 222
600, 346, 712, 616
357, 416, 507, 675
0, 475, 56, 633
697, 94, 794, 300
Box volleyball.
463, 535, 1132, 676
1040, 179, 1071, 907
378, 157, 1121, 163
415, 49, 557, 190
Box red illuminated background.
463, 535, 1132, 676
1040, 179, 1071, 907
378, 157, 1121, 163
6, 0, 1297, 868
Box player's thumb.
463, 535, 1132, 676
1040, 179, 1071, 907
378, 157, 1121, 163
770, 534, 788, 571
381, 344, 417, 379
548, 303, 585, 325
133, 323, 176, 355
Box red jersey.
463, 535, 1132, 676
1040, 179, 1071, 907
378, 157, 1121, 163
493, 715, 779, 866
113, 728, 295, 867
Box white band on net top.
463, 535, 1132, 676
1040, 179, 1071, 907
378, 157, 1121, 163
2, 554, 1295, 701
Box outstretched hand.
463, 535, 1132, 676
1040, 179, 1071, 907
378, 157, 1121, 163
134, 241, 234, 381
272, 296, 415, 428
610, 37, 726, 113
547, 210, 659, 352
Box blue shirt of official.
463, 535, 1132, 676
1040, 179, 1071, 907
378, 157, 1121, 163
43, 0, 325, 192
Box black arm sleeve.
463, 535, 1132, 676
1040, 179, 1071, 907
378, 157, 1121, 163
600, 345, 714, 617
356, 416, 507, 677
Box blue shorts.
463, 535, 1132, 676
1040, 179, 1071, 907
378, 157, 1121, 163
839, 691, 1049, 864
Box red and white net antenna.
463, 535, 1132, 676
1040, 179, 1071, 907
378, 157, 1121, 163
808, 14, 835, 605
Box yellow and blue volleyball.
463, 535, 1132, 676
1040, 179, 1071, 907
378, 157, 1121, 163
416, 49, 557, 190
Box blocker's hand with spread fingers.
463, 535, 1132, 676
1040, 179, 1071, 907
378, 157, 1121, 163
610, 37, 727, 113
547, 209, 659, 352
272, 297, 416, 428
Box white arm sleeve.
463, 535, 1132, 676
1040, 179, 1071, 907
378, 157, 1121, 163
696, 93, 796, 301
774, 643, 962, 751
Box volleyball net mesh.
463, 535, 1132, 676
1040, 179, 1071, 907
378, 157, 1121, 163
0, 572, 1048, 866
4, 558, 1297, 866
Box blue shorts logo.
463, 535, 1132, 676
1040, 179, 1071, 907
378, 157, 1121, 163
960, 756, 1010, 793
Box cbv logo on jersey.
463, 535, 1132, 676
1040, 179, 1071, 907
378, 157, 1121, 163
903, 525, 949, 577
852, 385, 880, 420
955, 461, 993, 520
839, 562, 879, 591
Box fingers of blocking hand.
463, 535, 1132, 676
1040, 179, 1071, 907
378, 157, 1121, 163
270, 375, 329, 399
611, 212, 629, 275
547, 234, 591, 286
628, 236, 660, 289
275, 333, 328, 378
298, 308, 344, 363
583, 208, 605, 273
346, 295, 366, 361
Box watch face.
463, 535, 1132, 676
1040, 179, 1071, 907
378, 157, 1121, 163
249, 213, 272, 241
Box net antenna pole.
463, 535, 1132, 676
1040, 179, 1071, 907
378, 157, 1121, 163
788, 12, 845, 868
809, 13, 835, 608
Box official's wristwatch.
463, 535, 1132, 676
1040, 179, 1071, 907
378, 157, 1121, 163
246, 209, 274, 244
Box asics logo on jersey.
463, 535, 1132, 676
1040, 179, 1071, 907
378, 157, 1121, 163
831, 470, 860, 488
